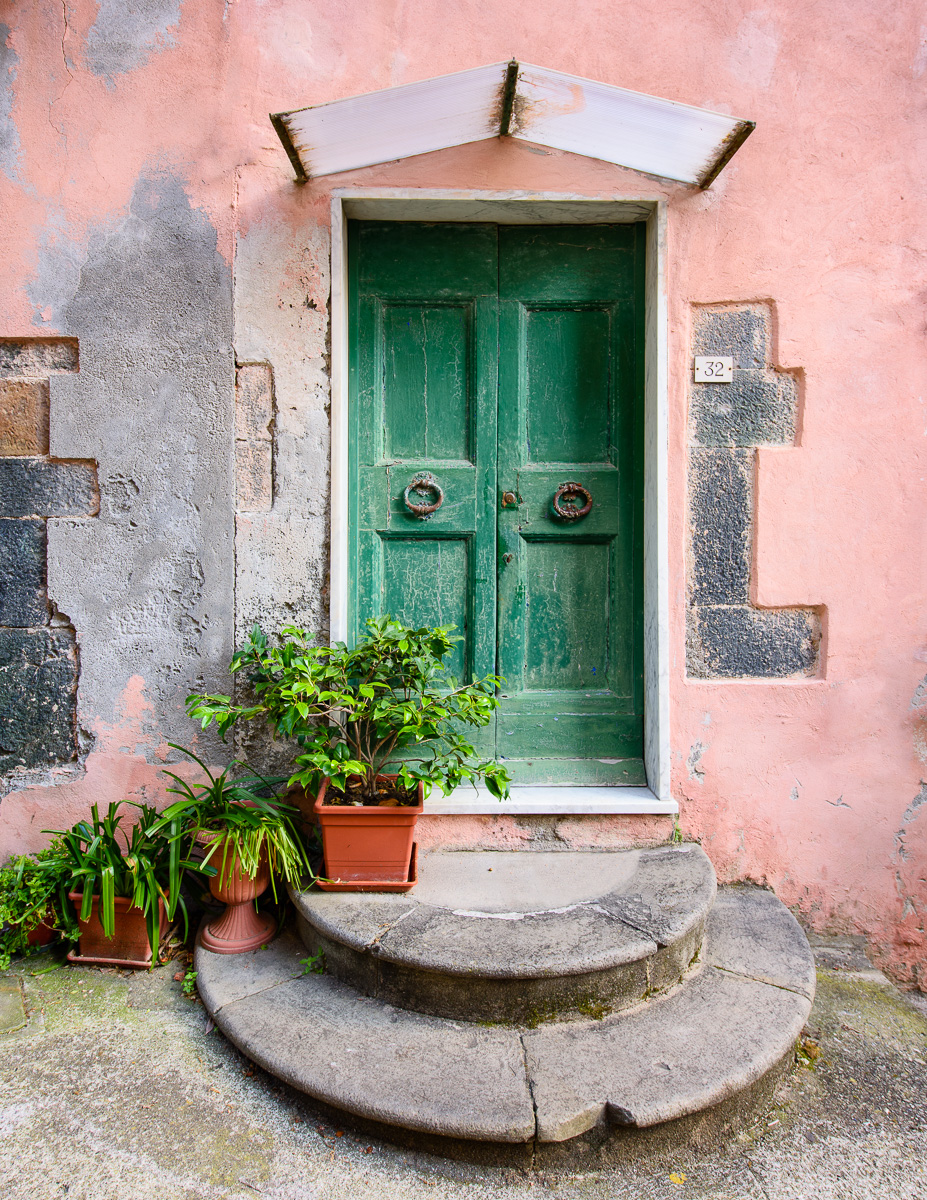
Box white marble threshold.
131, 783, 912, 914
422, 786, 678, 816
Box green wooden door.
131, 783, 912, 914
349, 221, 645, 785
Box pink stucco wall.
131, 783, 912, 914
1, 2, 925, 987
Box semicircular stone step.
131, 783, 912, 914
195, 886, 815, 1164
291, 845, 716, 1023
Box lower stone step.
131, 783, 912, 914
195, 886, 814, 1163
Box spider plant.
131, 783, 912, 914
44, 800, 204, 961
153, 745, 312, 898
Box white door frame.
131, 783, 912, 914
329, 188, 673, 814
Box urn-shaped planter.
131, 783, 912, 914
314, 777, 423, 889
67, 892, 166, 968
198, 835, 276, 955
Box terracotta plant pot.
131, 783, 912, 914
67, 892, 166, 968
26, 915, 57, 947
314, 777, 423, 885
198, 835, 276, 955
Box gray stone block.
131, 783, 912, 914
0, 628, 77, 772
688, 448, 753, 605
693, 307, 768, 369
375, 900, 656, 979
596, 844, 717, 946
687, 604, 820, 679
201, 962, 536, 1142
0, 459, 98, 518
0, 518, 47, 626
0, 338, 78, 378
196, 883, 815, 1156
288, 889, 418, 954
524, 965, 812, 1141
704, 886, 817, 999
691, 371, 797, 447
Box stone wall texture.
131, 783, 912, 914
0, 340, 91, 775
0, 1, 924, 990
686, 304, 821, 679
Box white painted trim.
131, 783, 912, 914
643, 203, 672, 802
329, 197, 350, 644
329, 189, 672, 815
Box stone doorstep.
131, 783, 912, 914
289, 846, 716, 1023
195, 885, 814, 1149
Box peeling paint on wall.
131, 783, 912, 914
0, 24, 21, 182
84, 0, 183, 85
39, 166, 234, 748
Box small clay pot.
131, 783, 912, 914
198, 834, 275, 955
67, 892, 165, 968
26, 917, 57, 948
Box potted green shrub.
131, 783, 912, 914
154, 747, 312, 953
44, 801, 202, 968
186, 617, 510, 888
0, 849, 72, 968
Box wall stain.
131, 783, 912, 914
84, 0, 183, 85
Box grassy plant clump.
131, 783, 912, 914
154, 747, 311, 895
44, 801, 208, 959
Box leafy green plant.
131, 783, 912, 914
181, 967, 198, 998
299, 949, 325, 975
0, 848, 72, 969
44, 801, 205, 963
153, 746, 312, 896
186, 617, 511, 805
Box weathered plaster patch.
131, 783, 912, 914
726, 12, 779, 90
894, 785, 927, 863
687, 740, 707, 783
83, 0, 182, 85
228, 179, 332, 774
36, 165, 234, 752
235, 363, 274, 513
27, 211, 89, 329
0, 24, 21, 183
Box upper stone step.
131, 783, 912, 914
292, 845, 716, 1023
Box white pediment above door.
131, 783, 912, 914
271, 60, 754, 188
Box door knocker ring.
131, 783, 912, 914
551, 481, 593, 521
403, 472, 444, 519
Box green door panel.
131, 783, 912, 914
349, 222, 498, 750
525, 307, 612, 465
496, 225, 645, 785
349, 220, 645, 787
382, 304, 473, 461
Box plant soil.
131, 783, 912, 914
325, 778, 420, 807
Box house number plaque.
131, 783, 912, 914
694, 356, 733, 383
